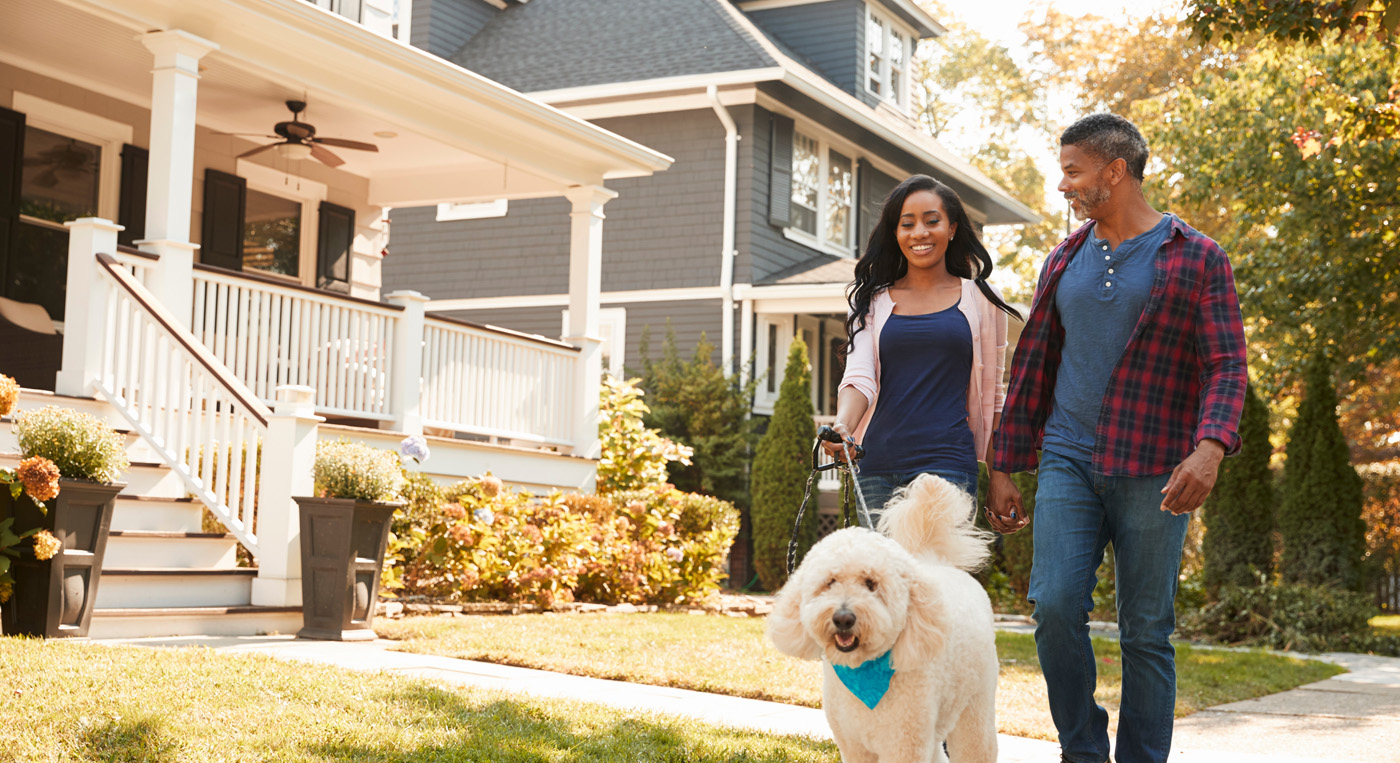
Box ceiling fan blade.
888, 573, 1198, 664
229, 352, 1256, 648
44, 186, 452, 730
236, 143, 281, 160
313, 138, 379, 152
310, 143, 345, 168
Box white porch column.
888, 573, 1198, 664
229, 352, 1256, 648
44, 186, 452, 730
385, 290, 429, 436
54, 218, 123, 397
251, 385, 323, 607
739, 297, 755, 388
138, 30, 217, 327
561, 185, 616, 461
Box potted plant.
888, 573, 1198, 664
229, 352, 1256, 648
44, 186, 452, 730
296, 439, 404, 641
1, 388, 129, 638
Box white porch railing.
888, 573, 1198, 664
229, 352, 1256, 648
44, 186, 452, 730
420, 316, 578, 447
112, 244, 159, 288
92, 253, 271, 556
191, 265, 400, 422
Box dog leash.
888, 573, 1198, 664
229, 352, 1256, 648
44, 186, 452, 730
786, 425, 872, 574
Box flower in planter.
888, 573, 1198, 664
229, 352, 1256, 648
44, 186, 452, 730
398, 435, 430, 465
16, 456, 61, 503
314, 440, 404, 502
0, 374, 18, 417
12, 406, 129, 484
30, 530, 61, 561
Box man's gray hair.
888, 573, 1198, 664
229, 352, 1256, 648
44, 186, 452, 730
1060, 113, 1149, 182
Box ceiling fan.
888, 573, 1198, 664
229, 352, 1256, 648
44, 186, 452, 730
232, 100, 379, 168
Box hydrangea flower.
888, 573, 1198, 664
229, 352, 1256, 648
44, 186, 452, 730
399, 435, 430, 464
665, 547, 684, 562
473, 507, 495, 525
31, 529, 61, 561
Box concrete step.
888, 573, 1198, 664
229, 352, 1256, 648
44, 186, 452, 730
105, 531, 239, 569
95, 567, 255, 609
88, 605, 302, 639
111, 495, 204, 533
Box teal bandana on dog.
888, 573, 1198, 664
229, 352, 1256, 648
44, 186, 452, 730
831, 650, 895, 709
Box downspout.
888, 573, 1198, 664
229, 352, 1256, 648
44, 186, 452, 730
708, 84, 738, 376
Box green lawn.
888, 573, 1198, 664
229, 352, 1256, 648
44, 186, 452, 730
377, 613, 1345, 742
1, 637, 837, 762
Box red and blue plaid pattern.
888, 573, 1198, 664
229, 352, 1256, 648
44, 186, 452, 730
993, 217, 1247, 477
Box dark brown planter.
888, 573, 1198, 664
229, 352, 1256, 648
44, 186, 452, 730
295, 496, 399, 641
1, 479, 124, 638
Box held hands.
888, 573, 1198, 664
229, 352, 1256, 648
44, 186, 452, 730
821, 421, 858, 461
1160, 439, 1226, 515
985, 470, 1028, 534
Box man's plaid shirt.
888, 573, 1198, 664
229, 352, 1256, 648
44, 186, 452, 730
992, 216, 1247, 477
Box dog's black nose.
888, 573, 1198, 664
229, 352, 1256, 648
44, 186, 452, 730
832, 609, 856, 630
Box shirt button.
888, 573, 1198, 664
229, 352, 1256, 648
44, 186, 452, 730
1105, 281, 1112, 287
1101, 245, 1109, 250
1104, 255, 1111, 261
1108, 268, 1115, 274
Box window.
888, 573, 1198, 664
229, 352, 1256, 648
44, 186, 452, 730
243, 188, 301, 276
787, 130, 855, 255
867, 7, 911, 109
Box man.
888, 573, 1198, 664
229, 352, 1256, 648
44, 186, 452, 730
986, 113, 1246, 763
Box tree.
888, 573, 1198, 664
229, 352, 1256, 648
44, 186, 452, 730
750, 338, 816, 591
638, 327, 758, 509
1202, 382, 1276, 595
596, 377, 692, 495
1278, 351, 1367, 590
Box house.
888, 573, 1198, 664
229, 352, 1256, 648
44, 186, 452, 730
384, 0, 1038, 421
0, 0, 671, 636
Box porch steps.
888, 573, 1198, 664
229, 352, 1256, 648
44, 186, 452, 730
3, 389, 302, 640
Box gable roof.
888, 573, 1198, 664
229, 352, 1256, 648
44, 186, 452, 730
451, 0, 777, 94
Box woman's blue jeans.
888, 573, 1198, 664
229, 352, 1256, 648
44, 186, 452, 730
1029, 450, 1189, 763
856, 468, 978, 527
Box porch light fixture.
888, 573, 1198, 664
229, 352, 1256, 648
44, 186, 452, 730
276, 142, 313, 161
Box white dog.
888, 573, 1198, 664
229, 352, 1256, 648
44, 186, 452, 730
767, 474, 999, 762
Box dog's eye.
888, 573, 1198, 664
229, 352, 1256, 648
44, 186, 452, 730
865, 577, 877, 591
826, 577, 837, 589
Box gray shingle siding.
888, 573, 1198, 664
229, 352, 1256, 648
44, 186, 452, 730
746, 0, 864, 97
410, 0, 499, 60
433, 300, 725, 374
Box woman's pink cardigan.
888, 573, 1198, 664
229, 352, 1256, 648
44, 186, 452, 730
838, 280, 1009, 464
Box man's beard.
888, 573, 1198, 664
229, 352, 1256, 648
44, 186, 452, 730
1066, 183, 1110, 221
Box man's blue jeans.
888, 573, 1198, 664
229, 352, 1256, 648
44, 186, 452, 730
856, 469, 978, 527
1029, 451, 1189, 763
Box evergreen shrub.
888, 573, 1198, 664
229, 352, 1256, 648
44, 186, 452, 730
750, 338, 816, 591
1203, 382, 1276, 595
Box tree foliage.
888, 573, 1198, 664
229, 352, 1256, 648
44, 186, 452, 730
1202, 383, 1276, 595
1278, 351, 1367, 590
638, 328, 758, 509
749, 338, 816, 592
1186, 0, 1400, 45
596, 377, 693, 495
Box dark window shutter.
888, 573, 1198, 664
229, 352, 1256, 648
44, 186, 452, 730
857, 160, 897, 257
117, 144, 148, 247
0, 106, 25, 291
768, 114, 794, 228
317, 201, 354, 293
200, 169, 246, 271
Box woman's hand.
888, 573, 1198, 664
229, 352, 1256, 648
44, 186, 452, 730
985, 470, 1028, 534
822, 421, 857, 460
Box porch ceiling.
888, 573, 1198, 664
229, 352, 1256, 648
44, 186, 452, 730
4, 0, 673, 206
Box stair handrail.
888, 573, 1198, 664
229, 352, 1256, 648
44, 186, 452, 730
91, 252, 272, 555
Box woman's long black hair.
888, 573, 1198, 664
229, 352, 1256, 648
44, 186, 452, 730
843, 174, 1022, 355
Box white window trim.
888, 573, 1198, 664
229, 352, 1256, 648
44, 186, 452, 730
561, 307, 626, 378
785, 129, 856, 258
236, 159, 327, 286
865, 6, 913, 110
436, 199, 508, 221
753, 313, 795, 416
13, 92, 133, 223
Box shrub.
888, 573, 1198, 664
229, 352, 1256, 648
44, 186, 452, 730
1178, 583, 1400, 655
382, 469, 441, 594
974, 463, 1037, 612
750, 337, 816, 592
13, 405, 129, 483
1278, 351, 1366, 590
597, 377, 692, 494
637, 328, 758, 509
1203, 382, 1276, 595
313, 440, 404, 502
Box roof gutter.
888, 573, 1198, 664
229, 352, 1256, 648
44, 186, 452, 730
707, 84, 739, 376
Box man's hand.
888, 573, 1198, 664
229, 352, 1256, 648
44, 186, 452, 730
1160, 439, 1226, 515
986, 470, 1028, 534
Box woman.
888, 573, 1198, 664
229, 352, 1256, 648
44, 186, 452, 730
825, 174, 1023, 523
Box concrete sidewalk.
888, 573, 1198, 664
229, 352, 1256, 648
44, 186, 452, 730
96, 632, 1400, 762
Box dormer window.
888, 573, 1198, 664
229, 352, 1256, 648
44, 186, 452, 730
867, 6, 912, 109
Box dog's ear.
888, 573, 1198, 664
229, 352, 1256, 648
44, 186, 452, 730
766, 567, 823, 661
891, 565, 947, 671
